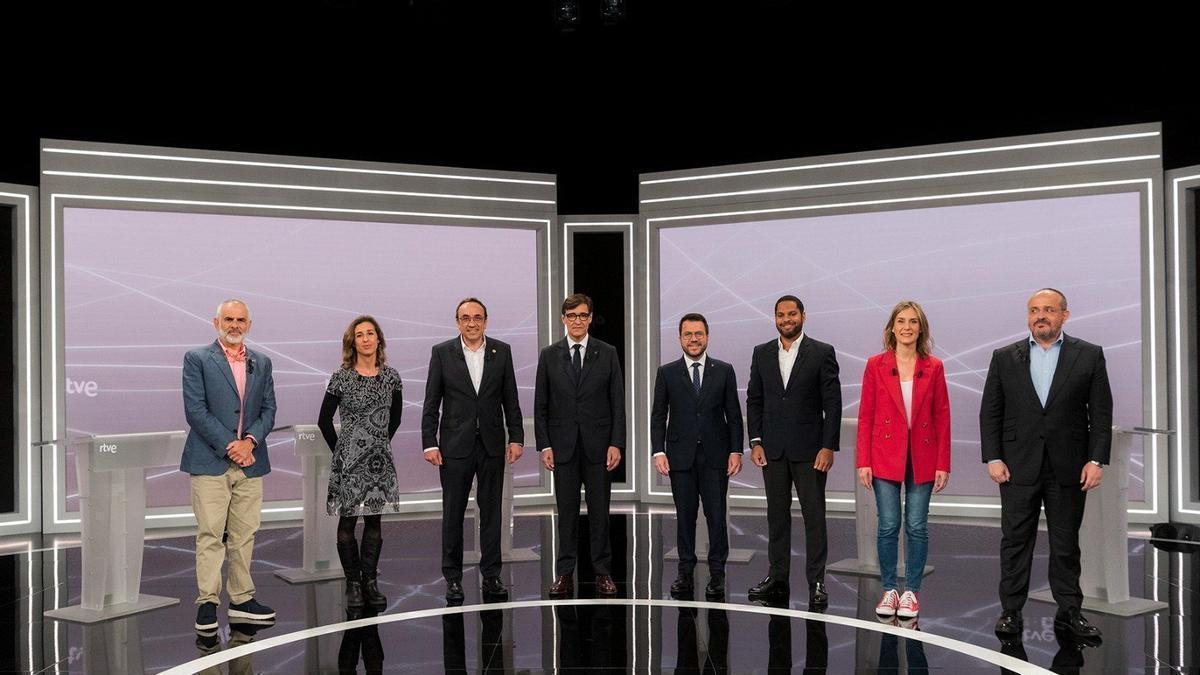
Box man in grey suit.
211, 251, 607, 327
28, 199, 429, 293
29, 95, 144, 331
181, 299, 277, 632
535, 293, 625, 597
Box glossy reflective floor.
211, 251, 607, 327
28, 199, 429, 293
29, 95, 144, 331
0, 509, 1195, 673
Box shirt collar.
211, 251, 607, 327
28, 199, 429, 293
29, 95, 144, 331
1028, 332, 1064, 350
221, 342, 246, 362
685, 352, 707, 369
568, 334, 589, 351
778, 333, 805, 352
461, 336, 486, 354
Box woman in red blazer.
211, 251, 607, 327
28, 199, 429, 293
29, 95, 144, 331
856, 300, 950, 619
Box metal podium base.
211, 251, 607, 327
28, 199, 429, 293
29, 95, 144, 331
827, 557, 934, 579
1028, 590, 1167, 616
464, 547, 541, 564
274, 566, 347, 584
664, 547, 756, 563
44, 594, 178, 624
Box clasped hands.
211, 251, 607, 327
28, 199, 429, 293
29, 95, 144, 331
226, 439, 255, 467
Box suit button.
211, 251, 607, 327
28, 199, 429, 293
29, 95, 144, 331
782, 396, 787, 400
924, 438, 930, 445
921, 422, 928, 428
884, 433, 891, 439
884, 418, 890, 424
234, 409, 240, 414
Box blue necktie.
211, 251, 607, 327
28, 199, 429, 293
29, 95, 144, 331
692, 362, 702, 396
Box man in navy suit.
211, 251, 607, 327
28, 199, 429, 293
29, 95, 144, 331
535, 293, 625, 597
745, 295, 841, 606
181, 299, 277, 631
422, 297, 525, 602
651, 312, 744, 599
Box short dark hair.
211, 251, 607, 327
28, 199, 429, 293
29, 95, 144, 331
1032, 287, 1068, 310
561, 293, 593, 315
774, 295, 804, 314
455, 297, 488, 319
678, 312, 709, 334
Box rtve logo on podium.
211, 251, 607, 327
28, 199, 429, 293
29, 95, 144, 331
98, 443, 118, 454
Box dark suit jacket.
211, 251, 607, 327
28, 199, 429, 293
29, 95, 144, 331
534, 336, 626, 464
650, 356, 744, 470
421, 337, 524, 458
180, 340, 276, 477
745, 336, 842, 462
979, 333, 1113, 485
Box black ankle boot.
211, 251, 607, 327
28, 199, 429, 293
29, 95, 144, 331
337, 539, 364, 610
360, 536, 387, 610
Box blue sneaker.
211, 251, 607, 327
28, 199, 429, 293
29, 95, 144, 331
195, 602, 218, 631
228, 598, 275, 623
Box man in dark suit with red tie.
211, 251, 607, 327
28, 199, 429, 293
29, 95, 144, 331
421, 298, 525, 603
651, 312, 744, 599
981, 288, 1111, 640
535, 293, 626, 597
745, 295, 841, 607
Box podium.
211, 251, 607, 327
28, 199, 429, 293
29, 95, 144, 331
828, 418, 934, 580
275, 424, 344, 583
45, 432, 182, 623
1030, 427, 1167, 616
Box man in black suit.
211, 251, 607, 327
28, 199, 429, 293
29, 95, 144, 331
981, 288, 1111, 640
651, 312, 744, 599
535, 293, 625, 597
745, 295, 841, 606
422, 297, 524, 602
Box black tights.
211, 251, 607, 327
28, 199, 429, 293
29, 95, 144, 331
338, 514, 381, 547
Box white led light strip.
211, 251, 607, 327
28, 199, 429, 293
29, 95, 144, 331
640, 130, 1160, 185
0, 192, 34, 527
1172, 174, 1200, 515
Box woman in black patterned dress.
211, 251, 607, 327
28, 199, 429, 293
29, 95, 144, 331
318, 315, 403, 611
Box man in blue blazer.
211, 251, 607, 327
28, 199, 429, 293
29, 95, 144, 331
651, 313, 744, 599
181, 299, 277, 631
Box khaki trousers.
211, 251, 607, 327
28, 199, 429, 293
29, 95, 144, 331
191, 464, 262, 605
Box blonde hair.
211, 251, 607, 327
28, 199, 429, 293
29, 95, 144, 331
883, 300, 932, 357
341, 315, 387, 370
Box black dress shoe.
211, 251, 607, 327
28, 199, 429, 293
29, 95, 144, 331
994, 610, 1024, 636
445, 580, 465, 602
747, 575, 789, 599
548, 573, 574, 598
1053, 608, 1102, 639
704, 577, 725, 600
808, 582, 829, 607
670, 575, 694, 598
481, 576, 508, 597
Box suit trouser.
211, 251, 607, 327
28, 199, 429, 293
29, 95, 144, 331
191, 464, 262, 605
552, 440, 613, 576
762, 457, 827, 585
998, 456, 1087, 613
440, 434, 505, 581
669, 446, 730, 578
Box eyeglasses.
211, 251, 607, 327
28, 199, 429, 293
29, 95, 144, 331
457, 315, 486, 324
564, 312, 592, 322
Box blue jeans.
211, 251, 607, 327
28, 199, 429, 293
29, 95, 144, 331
873, 465, 933, 592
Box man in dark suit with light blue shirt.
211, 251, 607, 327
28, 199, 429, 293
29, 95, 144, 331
181, 299, 277, 632
651, 312, 744, 600
981, 288, 1111, 640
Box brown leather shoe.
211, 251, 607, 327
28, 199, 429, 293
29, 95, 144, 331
595, 574, 618, 596
548, 574, 574, 598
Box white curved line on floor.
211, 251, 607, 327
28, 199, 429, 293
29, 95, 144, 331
162, 598, 1054, 675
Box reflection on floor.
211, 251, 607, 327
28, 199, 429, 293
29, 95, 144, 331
0, 509, 1195, 673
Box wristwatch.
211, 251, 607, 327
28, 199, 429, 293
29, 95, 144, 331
1089, 460, 1103, 467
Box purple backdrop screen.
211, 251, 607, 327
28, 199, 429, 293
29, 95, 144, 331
658, 193, 1146, 500
63, 207, 541, 510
